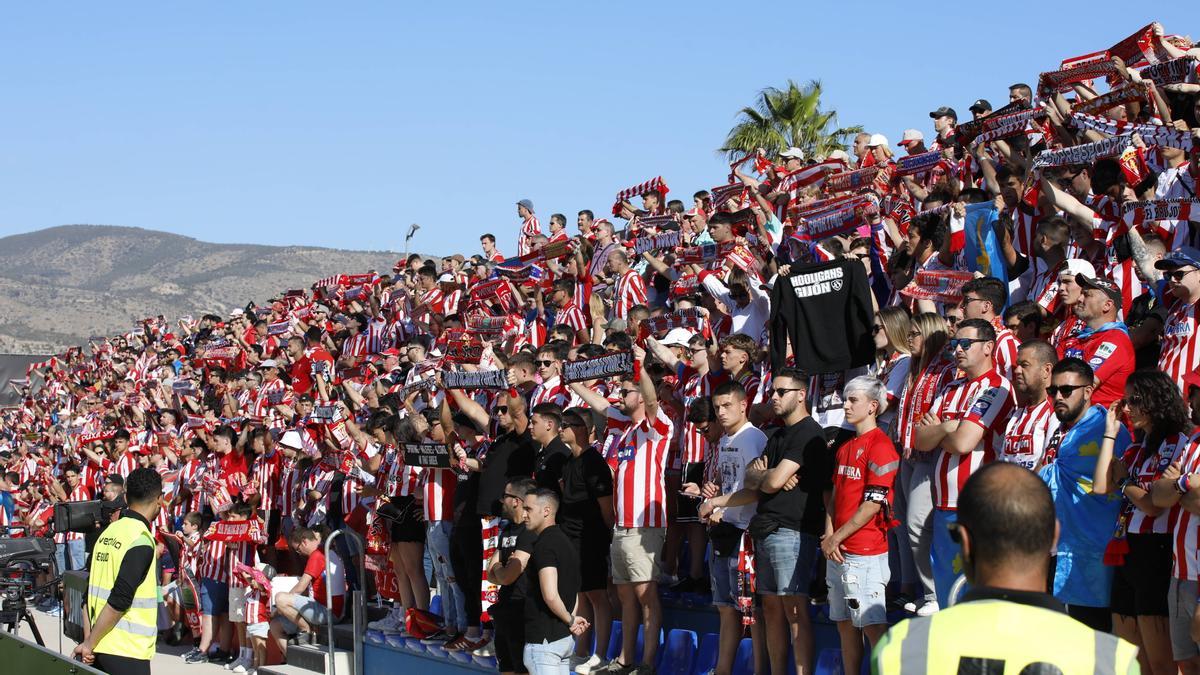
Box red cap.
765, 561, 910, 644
1185, 368, 1200, 397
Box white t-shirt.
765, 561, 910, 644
715, 421, 768, 529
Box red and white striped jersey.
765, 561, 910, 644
1172, 435, 1200, 580
1160, 295, 1200, 392
227, 538, 258, 589
518, 215, 542, 256
553, 304, 588, 337
990, 320, 1019, 381
675, 365, 727, 465
613, 270, 647, 320
931, 370, 1016, 510
253, 378, 292, 428
1124, 433, 1191, 535
422, 465, 456, 522
547, 229, 569, 244
252, 451, 283, 514
611, 407, 674, 529
177, 459, 205, 516
114, 452, 139, 479
342, 332, 369, 361
277, 457, 301, 516
196, 537, 230, 583
384, 446, 422, 498
531, 376, 569, 409
998, 399, 1059, 471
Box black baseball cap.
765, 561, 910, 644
969, 99, 992, 113
929, 106, 958, 120
1076, 275, 1122, 307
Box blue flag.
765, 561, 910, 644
1039, 404, 1130, 607
963, 202, 1008, 289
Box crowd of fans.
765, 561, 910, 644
2, 20, 1200, 675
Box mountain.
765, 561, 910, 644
0, 225, 402, 354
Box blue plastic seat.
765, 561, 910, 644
814, 647, 843, 675
429, 594, 443, 617
691, 632, 719, 675
605, 620, 624, 661
656, 629, 698, 675
731, 637, 754, 675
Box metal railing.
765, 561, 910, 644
324, 528, 366, 675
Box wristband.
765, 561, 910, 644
1178, 475, 1192, 495
1103, 435, 1117, 441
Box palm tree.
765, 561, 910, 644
720, 79, 863, 161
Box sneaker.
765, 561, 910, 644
472, 640, 496, 658
916, 601, 940, 617
45, 605, 61, 617
445, 634, 488, 652
593, 660, 634, 674
231, 659, 252, 673
630, 665, 656, 675
208, 650, 234, 665
574, 654, 606, 674
368, 610, 403, 632
887, 592, 914, 612
185, 650, 211, 664
224, 656, 244, 670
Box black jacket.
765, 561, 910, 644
769, 259, 875, 374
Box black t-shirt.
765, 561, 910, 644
755, 416, 829, 534
476, 430, 537, 517
1126, 290, 1165, 371
534, 439, 570, 492
496, 521, 537, 608
558, 447, 614, 541
525, 525, 581, 643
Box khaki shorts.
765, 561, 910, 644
228, 585, 249, 623
610, 527, 665, 584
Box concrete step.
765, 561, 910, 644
278, 643, 353, 674
312, 623, 358, 651
259, 665, 325, 675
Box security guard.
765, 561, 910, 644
74, 467, 163, 675
872, 462, 1140, 674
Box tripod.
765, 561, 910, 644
0, 574, 60, 648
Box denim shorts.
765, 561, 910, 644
709, 553, 741, 608
827, 553, 890, 628
199, 578, 229, 616
754, 527, 818, 595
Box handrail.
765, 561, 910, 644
324, 527, 367, 675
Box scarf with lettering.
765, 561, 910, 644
825, 166, 884, 194
1141, 57, 1200, 87
709, 183, 748, 212
613, 176, 669, 216
1071, 82, 1149, 117
636, 308, 709, 343
1069, 111, 1195, 150
468, 278, 518, 314
1033, 135, 1132, 169
625, 231, 681, 256
899, 269, 974, 304
895, 151, 944, 177
1039, 60, 1120, 93
1122, 199, 1200, 240
970, 108, 1049, 147
955, 99, 1032, 145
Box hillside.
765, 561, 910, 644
0, 225, 402, 353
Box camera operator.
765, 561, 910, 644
73, 467, 163, 675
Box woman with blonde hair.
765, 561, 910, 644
892, 312, 955, 616
871, 306, 912, 436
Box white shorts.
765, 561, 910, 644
247, 621, 270, 639
228, 585, 249, 623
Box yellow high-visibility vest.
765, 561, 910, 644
87, 515, 161, 661
872, 598, 1140, 674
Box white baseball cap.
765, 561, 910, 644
897, 129, 925, 146
278, 430, 304, 450
779, 147, 806, 160
659, 328, 696, 347
1059, 259, 1096, 280
867, 133, 889, 148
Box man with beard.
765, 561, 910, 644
1038, 357, 1132, 632
999, 341, 1060, 471
486, 478, 538, 675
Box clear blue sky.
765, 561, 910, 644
0, 3, 1191, 257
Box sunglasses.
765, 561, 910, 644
1046, 384, 1087, 398
494, 406, 508, 415
945, 316, 960, 325
689, 346, 707, 353
871, 325, 884, 334
1167, 268, 1198, 282
1124, 395, 1144, 408
907, 330, 922, 338
948, 337, 989, 351
536, 360, 555, 367
768, 387, 804, 398
619, 388, 639, 397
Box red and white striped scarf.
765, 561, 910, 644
1032, 135, 1131, 170
1069, 111, 1195, 150
612, 176, 669, 216
1071, 82, 1149, 117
